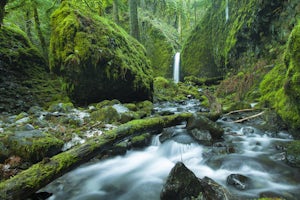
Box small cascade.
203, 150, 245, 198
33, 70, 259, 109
173, 52, 180, 83
225, 0, 229, 22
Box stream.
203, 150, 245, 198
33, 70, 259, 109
41, 100, 300, 200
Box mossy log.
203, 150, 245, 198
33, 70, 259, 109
0, 113, 192, 200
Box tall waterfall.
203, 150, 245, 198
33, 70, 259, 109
173, 52, 180, 83
225, 0, 229, 22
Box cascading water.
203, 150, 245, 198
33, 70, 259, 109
173, 52, 180, 83
40, 100, 300, 200
225, 0, 229, 22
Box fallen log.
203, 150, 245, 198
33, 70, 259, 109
0, 113, 192, 200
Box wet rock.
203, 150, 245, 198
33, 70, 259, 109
226, 174, 251, 190
159, 127, 194, 144
200, 176, 232, 200
286, 140, 300, 168
160, 162, 203, 200
4, 130, 64, 163
161, 162, 231, 200
189, 129, 212, 146
186, 113, 224, 143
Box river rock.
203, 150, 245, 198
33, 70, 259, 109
49, 2, 153, 105
161, 162, 231, 200
286, 140, 300, 168
160, 162, 203, 200
226, 174, 251, 190
186, 113, 224, 143
3, 130, 64, 163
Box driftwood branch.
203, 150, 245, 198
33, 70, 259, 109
0, 113, 192, 200
224, 108, 259, 116
231, 111, 265, 123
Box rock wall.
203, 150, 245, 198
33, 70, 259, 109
140, 13, 179, 78
260, 22, 300, 133
181, 0, 300, 78
49, 2, 153, 105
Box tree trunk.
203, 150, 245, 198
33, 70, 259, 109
0, 0, 8, 27
25, 10, 33, 41
0, 113, 192, 200
113, 0, 120, 24
33, 4, 47, 60
129, 0, 140, 41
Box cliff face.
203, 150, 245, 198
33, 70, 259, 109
181, 0, 300, 78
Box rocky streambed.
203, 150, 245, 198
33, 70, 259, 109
31, 100, 300, 200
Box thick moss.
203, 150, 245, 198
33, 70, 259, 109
3, 130, 64, 163
49, 2, 153, 105
0, 25, 67, 114
286, 140, 300, 168
260, 23, 300, 132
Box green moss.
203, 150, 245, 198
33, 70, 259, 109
260, 23, 300, 132
90, 106, 120, 123
139, 12, 179, 77
0, 24, 68, 113
5, 131, 64, 163
49, 2, 153, 105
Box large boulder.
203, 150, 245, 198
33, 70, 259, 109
286, 140, 300, 168
0, 25, 65, 114
49, 2, 153, 105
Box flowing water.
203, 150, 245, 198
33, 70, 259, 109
173, 52, 180, 83
41, 100, 300, 200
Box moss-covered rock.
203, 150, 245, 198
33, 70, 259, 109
260, 23, 300, 132
153, 76, 201, 102
139, 12, 179, 77
0, 25, 67, 114
181, 0, 300, 78
49, 2, 153, 105
286, 140, 300, 168
90, 106, 120, 124
3, 130, 64, 163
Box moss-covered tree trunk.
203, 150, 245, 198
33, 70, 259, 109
113, 0, 120, 24
0, 113, 192, 200
129, 0, 140, 41
33, 3, 47, 60
0, 0, 8, 27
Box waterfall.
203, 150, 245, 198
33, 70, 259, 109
225, 0, 229, 22
173, 52, 180, 83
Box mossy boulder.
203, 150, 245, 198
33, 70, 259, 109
181, 0, 300, 78
90, 106, 120, 124
260, 23, 300, 132
0, 25, 66, 114
140, 12, 179, 77
286, 140, 300, 168
3, 130, 64, 163
49, 2, 153, 105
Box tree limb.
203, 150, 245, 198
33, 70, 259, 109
231, 111, 265, 123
